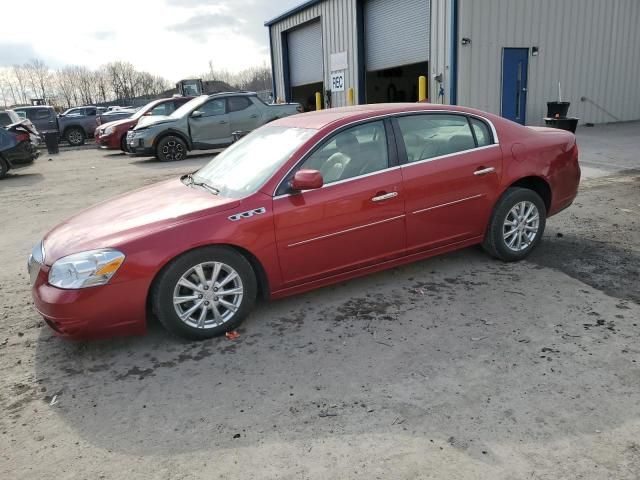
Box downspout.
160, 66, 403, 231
450, 0, 458, 105
268, 27, 277, 101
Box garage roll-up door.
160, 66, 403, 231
365, 0, 430, 72
288, 21, 323, 87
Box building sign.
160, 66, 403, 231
331, 71, 345, 92
330, 51, 348, 71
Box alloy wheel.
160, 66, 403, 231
172, 261, 244, 329
162, 140, 185, 161
502, 201, 540, 252
67, 130, 83, 145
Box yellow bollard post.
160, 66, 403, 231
315, 92, 322, 111
418, 76, 427, 102
347, 87, 354, 106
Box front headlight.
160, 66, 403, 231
104, 126, 115, 135
48, 249, 125, 289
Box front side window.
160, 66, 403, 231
198, 98, 226, 117
397, 114, 477, 163
193, 126, 314, 198
298, 121, 389, 185
85, 107, 97, 116
227, 97, 252, 113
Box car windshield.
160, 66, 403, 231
131, 103, 159, 120
171, 95, 209, 119
193, 126, 315, 198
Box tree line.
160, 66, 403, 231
0, 60, 171, 109
0, 58, 274, 110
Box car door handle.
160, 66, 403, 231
371, 192, 398, 202
249, 114, 258, 118
219, 120, 227, 124
474, 167, 495, 176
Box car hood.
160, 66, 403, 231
43, 178, 239, 264
135, 115, 175, 129
99, 117, 135, 130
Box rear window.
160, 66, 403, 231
34, 109, 52, 120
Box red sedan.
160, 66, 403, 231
94, 97, 193, 151
29, 103, 580, 341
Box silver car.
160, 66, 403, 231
127, 92, 302, 161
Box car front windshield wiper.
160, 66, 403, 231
182, 173, 220, 195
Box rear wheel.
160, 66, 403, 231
482, 187, 546, 262
65, 127, 85, 146
152, 246, 257, 340
156, 135, 187, 162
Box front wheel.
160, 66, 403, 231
156, 135, 187, 162
152, 247, 257, 340
65, 127, 85, 146
482, 187, 546, 262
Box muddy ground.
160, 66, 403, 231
0, 147, 639, 479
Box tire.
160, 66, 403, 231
65, 127, 85, 146
482, 187, 546, 262
120, 134, 128, 153
152, 246, 257, 340
0, 156, 8, 179
156, 135, 187, 162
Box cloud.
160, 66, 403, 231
0, 42, 62, 68
167, 13, 241, 41
93, 31, 116, 40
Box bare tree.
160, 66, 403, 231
12, 65, 30, 104
24, 59, 51, 102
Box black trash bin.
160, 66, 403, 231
544, 117, 579, 134
43, 132, 59, 154
547, 101, 571, 118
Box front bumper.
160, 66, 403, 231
126, 131, 155, 156
95, 133, 118, 149
30, 264, 147, 340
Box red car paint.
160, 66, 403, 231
94, 97, 193, 150
32, 103, 580, 340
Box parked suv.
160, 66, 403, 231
127, 92, 302, 161
56, 106, 99, 146
95, 97, 193, 151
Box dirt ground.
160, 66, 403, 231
0, 146, 639, 479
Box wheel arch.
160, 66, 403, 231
507, 176, 552, 212
145, 243, 271, 315
152, 129, 192, 151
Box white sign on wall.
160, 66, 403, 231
331, 71, 345, 92
330, 51, 348, 72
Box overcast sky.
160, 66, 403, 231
0, 0, 301, 81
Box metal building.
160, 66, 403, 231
266, 0, 640, 125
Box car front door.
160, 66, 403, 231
188, 98, 231, 146
393, 113, 503, 254
272, 120, 406, 287
227, 96, 262, 133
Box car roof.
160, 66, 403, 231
271, 103, 505, 130
208, 91, 257, 99
14, 105, 54, 110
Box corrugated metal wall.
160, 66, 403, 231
269, 0, 359, 107
457, 0, 640, 125
429, 0, 451, 104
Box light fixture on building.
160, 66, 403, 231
461, 37, 471, 46
532, 46, 539, 56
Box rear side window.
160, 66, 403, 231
469, 117, 493, 146
36, 109, 52, 119
227, 97, 252, 113
396, 114, 476, 163
85, 107, 97, 116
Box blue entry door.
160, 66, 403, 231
501, 48, 529, 124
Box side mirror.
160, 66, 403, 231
290, 169, 323, 191
191, 110, 203, 118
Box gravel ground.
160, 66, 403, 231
0, 147, 639, 479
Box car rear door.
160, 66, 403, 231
272, 119, 406, 287
227, 96, 262, 133
188, 98, 231, 146
393, 113, 502, 254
